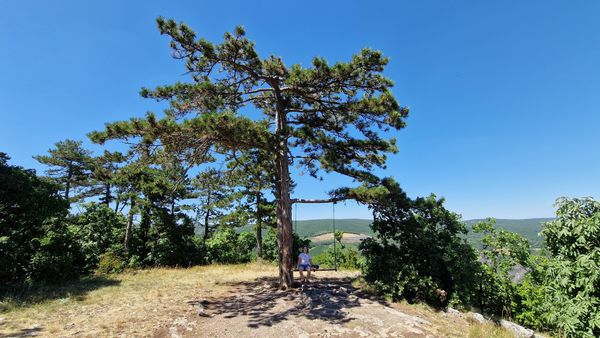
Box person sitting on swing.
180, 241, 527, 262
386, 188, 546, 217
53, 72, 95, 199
297, 246, 312, 284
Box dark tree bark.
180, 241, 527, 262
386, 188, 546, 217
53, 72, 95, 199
103, 183, 111, 206
255, 191, 263, 258
65, 165, 72, 201
203, 192, 211, 241
274, 91, 294, 289
124, 196, 135, 254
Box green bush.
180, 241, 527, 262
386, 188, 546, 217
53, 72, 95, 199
539, 197, 600, 337
97, 251, 125, 274
471, 218, 532, 316
360, 178, 480, 306
28, 224, 86, 282
206, 227, 256, 264
0, 153, 79, 285
143, 209, 203, 267
513, 263, 547, 330
70, 203, 126, 271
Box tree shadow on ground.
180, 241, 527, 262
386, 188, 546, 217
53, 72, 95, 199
0, 326, 43, 338
0, 275, 120, 311
188, 276, 389, 329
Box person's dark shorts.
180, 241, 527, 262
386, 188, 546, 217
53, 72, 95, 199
299, 264, 310, 271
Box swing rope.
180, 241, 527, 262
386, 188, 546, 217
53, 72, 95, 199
293, 201, 338, 272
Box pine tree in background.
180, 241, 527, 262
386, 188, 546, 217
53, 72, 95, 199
192, 168, 235, 241
90, 18, 408, 288
87, 150, 126, 206
34, 139, 93, 203
227, 149, 276, 259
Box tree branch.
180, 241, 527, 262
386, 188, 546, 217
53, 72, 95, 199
291, 197, 352, 204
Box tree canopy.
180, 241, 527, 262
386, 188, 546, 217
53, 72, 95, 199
90, 18, 408, 288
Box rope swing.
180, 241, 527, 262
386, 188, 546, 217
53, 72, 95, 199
293, 201, 338, 272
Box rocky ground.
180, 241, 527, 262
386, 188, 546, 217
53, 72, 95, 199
1, 264, 526, 337
154, 276, 477, 338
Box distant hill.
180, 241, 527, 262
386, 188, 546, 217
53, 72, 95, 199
237, 217, 553, 250
236, 218, 374, 238
464, 218, 553, 248
292, 218, 374, 238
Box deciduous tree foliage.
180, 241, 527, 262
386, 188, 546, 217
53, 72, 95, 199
472, 218, 531, 315
90, 18, 408, 288
540, 197, 600, 337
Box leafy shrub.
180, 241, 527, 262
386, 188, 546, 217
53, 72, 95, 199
513, 261, 547, 330
0, 154, 76, 285
144, 209, 203, 267
472, 218, 531, 316
360, 178, 480, 306
70, 203, 126, 271
206, 227, 256, 264
27, 222, 86, 282
97, 251, 125, 274
539, 197, 600, 337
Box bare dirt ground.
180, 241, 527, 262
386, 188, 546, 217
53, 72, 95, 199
0, 264, 508, 337
154, 275, 472, 338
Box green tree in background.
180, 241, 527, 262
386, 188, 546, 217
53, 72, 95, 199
90, 18, 408, 288
34, 139, 93, 202
192, 168, 236, 241
227, 149, 276, 258
86, 150, 126, 206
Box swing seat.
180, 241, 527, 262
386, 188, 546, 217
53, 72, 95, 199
294, 264, 337, 272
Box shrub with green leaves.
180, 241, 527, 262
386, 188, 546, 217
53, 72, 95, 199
146, 209, 202, 267
205, 227, 256, 264
360, 178, 479, 306
472, 218, 531, 316
70, 203, 126, 271
0, 153, 82, 285
539, 197, 600, 337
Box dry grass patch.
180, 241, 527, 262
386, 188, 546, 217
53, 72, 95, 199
468, 322, 515, 338
1, 264, 519, 338
0, 263, 278, 337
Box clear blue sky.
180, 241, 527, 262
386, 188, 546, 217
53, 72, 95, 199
1, 1, 599, 220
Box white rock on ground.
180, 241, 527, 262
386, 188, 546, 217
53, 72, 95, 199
500, 319, 535, 338
469, 312, 487, 323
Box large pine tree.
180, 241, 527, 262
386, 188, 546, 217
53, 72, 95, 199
90, 18, 408, 288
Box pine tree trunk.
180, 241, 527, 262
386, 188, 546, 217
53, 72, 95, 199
274, 92, 294, 289
65, 166, 72, 201
139, 205, 151, 261
256, 191, 263, 258
124, 196, 135, 254
203, 205, 211, 241
104, 183, 111, 206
